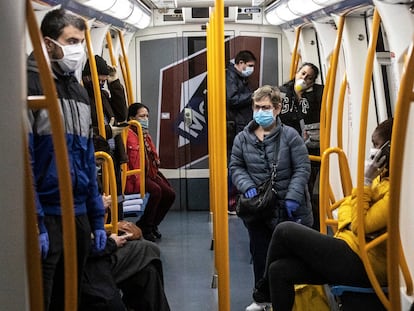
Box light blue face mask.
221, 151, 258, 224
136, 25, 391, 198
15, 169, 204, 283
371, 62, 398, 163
241, 66, 254, 77
138, 119, 149, 129
253, 109, 275, 127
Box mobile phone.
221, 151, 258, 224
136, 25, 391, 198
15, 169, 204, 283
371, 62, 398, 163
378, 140, 390, 163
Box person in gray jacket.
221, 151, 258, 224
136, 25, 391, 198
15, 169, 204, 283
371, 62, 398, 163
229, 85, 313, 311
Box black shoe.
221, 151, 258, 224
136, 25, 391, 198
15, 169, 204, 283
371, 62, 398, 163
252, 278, 270, 303
143, 232, 156, 242
152, 226, 162, 239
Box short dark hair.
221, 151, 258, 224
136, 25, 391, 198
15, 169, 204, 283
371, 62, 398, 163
235, 50, 256, 64
128, 103, 149, 119
298, 62, 319, 81
41, 8, 86, 40
375, 118, 393, 143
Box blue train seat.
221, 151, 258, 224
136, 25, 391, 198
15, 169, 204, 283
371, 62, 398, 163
122, 193, 149, 219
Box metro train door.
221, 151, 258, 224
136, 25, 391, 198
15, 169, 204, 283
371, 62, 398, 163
137, 31, 282, 211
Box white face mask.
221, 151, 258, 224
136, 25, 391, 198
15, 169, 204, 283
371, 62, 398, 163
50, 38, 85, 73
241, 66, 254, 77
294, 79, 307, 92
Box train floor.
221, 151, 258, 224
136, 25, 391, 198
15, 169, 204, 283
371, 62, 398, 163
125, 210, 254, 311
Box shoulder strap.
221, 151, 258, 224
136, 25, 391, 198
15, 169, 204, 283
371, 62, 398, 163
271, 125, 283, 178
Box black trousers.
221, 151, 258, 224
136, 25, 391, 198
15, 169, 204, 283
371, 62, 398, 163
265, 222, 371, 311
244, 219, 274, 284
42, 214, 91, 311
119, 263, 170, 311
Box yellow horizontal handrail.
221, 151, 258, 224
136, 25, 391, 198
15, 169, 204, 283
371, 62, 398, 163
121, 120, 145, 198
95, 151, 119, 234
319, 147, 352, 235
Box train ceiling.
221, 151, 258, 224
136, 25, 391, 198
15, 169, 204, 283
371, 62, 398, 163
142, 0, 277, 9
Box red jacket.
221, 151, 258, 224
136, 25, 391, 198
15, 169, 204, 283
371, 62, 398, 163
125, 127, 160, 194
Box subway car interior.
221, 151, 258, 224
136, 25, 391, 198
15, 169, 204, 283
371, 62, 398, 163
2, 0, 414, 310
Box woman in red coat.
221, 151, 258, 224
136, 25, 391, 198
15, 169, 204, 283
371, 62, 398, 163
125, 103, 176, 242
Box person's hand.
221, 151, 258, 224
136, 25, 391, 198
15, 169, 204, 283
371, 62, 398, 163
109, 117, 125, 137
102, 193, 112, 210
285, 199, 300, 219
109, 233, 130, 247
364, 149, 387, 185
39, 232, 49, 259
244, 188, 258, 198
117, 220, 142, 240
107, 66, 118, 83
93, 229, 107, 252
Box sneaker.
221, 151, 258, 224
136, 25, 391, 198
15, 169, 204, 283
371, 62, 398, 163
245, 301, 272, 311
228, 209, 237, 215
253, 278, 270, 303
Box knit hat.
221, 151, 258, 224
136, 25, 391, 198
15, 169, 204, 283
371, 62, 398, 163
83, 55, 109, 76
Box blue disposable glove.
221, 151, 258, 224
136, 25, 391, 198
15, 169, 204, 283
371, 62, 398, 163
93, 229, 107, 252
244, 188, 258, 198
285, 199, 300, 219
39, 232, 49, 259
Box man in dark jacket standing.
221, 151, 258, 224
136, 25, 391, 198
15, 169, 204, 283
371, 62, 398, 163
27, 9, 106, 310
226, 50, 257, 145
226, 50, 257, 214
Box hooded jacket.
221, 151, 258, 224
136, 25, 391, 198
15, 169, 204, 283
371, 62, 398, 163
27, 53, 105, 231
229, 118, 313, 226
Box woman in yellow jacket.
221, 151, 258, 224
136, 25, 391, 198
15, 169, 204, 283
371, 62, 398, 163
252, 118, 392, 311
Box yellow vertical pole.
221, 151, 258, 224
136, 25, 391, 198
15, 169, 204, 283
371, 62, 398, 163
289, 26, 302, 80
26, 1, 77, 309
388, 39, 414, 311
84, 23, 106, 138
118, 30, 134, 104
323, 15, 345, 150
106, 31, 117, 66
206, 19, 217, 253
336, 74, 347, 150
213, 1, 230, 310
356, 9, 390, 309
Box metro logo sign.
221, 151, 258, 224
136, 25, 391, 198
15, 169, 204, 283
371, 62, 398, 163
158, 51, 208, 169
157, 36, 261, 169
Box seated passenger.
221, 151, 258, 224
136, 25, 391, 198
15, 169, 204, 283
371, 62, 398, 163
252, 118, 393, 311
80, 199, 170, 311
125, 103, 176, 242
83, 56, 129, 219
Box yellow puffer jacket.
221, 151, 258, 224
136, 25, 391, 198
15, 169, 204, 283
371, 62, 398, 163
335, 175, 389, 285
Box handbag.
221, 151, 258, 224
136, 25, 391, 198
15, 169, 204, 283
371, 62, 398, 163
235, 130, 281, 223
235, 165, 278, 223
117, 220, 142, 240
